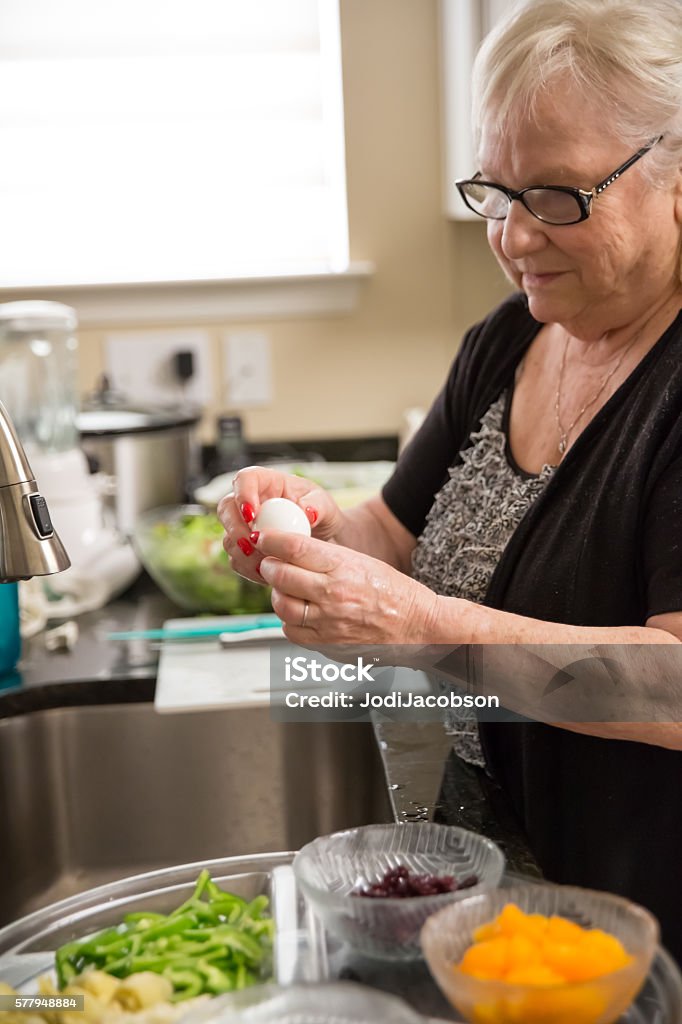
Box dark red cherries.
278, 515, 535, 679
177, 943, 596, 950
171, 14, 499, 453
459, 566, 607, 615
352, 865, 478, 898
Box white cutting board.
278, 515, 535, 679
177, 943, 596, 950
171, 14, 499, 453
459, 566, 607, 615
154, 615, 284, 713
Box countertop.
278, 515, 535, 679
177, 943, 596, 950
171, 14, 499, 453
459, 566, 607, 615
0, 573, 175, 716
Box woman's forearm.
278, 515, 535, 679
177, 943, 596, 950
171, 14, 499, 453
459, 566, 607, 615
423, 597, 682, 749
446, 598, 680, 646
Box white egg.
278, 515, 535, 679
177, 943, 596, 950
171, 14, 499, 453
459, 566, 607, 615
253, 497, 312, 536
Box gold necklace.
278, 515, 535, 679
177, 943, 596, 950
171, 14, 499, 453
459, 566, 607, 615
554, 323, 647, 457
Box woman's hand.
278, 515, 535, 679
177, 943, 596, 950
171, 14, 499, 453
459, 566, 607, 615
217, 466, 345, 583
254, 529, 441, 647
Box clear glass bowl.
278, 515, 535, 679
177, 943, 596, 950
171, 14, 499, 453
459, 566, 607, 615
133, 505, 272, 615
420, 883, 659, 1024
179, 981, 424, 1024
292, 823, 505, 961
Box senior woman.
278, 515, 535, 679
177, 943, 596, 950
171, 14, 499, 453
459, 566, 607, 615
220, 0, 682, 958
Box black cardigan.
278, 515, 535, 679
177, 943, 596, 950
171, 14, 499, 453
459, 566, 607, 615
383, 293, 682, 960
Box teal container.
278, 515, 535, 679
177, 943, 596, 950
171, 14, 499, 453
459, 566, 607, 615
0, 583, 21, 676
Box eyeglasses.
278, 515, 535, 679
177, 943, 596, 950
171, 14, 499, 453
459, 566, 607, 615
456, 135, 663, 225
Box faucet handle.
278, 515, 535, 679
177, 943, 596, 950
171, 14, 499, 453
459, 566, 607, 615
0, 400, 71, 581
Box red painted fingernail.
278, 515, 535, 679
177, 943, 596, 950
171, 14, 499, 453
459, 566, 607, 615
249, 531, 260, 545
240, 502, 255, 524
237, 538, 254, 556
305, 506, 318, 525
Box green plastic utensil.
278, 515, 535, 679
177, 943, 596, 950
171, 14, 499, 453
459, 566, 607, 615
108, 615, 282, 642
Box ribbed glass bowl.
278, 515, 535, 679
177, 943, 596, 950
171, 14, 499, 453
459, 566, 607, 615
292, 823, 505, 961
421, 884, 659, 1024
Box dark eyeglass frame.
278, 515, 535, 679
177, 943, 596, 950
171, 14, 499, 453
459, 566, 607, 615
456, 135, 664, 225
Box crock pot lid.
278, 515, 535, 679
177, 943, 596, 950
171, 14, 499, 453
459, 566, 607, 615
0, 301, 78, 331
77, 406, 201, 436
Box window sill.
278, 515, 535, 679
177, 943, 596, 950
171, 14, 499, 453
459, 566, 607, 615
0, 262, 375, 327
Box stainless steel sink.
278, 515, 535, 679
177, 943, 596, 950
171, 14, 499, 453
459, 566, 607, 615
0, 702, 391, 925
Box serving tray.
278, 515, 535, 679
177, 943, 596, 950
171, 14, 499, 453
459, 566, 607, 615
0, 852, 679, 1023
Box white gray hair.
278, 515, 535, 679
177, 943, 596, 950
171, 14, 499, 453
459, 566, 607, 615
472, 0, 682, 186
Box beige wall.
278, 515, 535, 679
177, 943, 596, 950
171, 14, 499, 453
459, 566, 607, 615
77, 0, 512, 444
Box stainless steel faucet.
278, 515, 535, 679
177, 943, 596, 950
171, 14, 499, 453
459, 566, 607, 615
0, 399, 70, 582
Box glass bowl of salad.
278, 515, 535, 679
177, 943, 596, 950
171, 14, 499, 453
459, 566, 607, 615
133, 505, 272, 615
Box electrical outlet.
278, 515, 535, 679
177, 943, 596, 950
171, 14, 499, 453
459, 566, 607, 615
105, 330, 213, 405
224, 332, 272, 407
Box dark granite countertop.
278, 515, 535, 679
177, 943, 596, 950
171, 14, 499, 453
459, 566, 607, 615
0, 574, 179, 717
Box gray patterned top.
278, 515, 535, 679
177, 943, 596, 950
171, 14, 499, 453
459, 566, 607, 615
411, 391, 555, 767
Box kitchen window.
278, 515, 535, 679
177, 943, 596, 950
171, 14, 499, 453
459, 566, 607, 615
0, 0, 355, 309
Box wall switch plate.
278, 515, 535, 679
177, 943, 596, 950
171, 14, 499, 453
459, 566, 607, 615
224, 332, 272, 407
105, 330, 213, 405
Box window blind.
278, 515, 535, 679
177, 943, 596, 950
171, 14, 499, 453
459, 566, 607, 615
0, 0, 349, 287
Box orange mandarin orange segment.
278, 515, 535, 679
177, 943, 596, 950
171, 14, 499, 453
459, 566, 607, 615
473, 921, 499, 942
505, 964, 565, 986
496, 903, 529, 936
455, 903, 633, 994
511, 984, 610, 1024
542, 940, 601, 982
460, 937, 510, 980
524, 914, 551, 942
506, 933, 543, 971
545, 915, 586, 944
582, 928, 633, 972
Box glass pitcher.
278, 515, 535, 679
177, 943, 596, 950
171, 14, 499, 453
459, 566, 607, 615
0, 301, 79, 458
